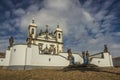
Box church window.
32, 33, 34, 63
98, 61, 100, 63
32, 29, 34, 34
49, 58, 51, 61
58, 33, 61, 39
14, 49, 16, 52
1, 59, 3, 62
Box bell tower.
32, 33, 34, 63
28, 18, 37, 44
55, 25, 63, 53
55, 25, 63, 43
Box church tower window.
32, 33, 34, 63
32, 28, 34, 34
58, 33, 61, 39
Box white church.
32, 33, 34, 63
0, 19, 113, 70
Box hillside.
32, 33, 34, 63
0, 67, 120, 80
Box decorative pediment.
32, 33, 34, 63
37, 33, 56, 41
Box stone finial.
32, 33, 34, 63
86, 51, 89, 57
57, 25, 59, 28
9, 36, 14, 47
67, 49, 71, 54
39, 29, 42, 35
82, 51, 85, 58
45, 25, 48, 33
104, 44, 108, 52
32, 16, 35, 23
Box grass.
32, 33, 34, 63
0, 67, 120, 80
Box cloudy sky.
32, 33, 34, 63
0, 0, 120, 57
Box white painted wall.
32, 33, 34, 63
0, 49, 11, 66
31, 55, 69, 67
0, 44, 113, 68
30, 45, 69, 67
90, 52, 113, 67
26, 47, 32, 65
3, 44, 69, 67
9, 45, 27, 66
4, 50, 11, 66
0, 58, 5, 66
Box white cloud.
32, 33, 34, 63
88, 38, 99, 44
44, 0, 71, 10
115, 32, 120, 36
83, 11, 93, 21
13, 8, 26, 17
111, 44, 120, 49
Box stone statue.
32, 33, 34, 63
44, 46, 49, 54
9, 36, 14, 47
82, 51, 85, 58
82, 51, 89, 65
67, 49, 72, 58
67, 49, 74, 65
39, 44, 43, 54
104, 44, 108, 52
53, 47, 56, 54
86, 51, 89, 57
49, 46, 52, 54
39, 29, 42, 36
67, 49, 72, 54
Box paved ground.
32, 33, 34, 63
0, 67, 120, 80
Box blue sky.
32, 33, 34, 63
0, 0, 120, 57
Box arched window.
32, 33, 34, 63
32, 28, 34, 34
58, 33, 61, 39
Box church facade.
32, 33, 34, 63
26, 19, 63, 55
0, 19, 113, 70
